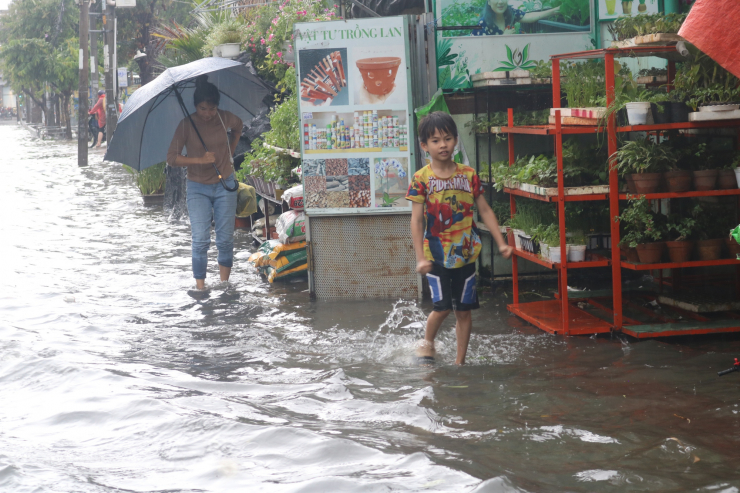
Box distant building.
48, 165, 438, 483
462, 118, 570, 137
0, 73, 17, 109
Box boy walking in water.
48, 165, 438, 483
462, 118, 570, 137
406, 112, 513, 365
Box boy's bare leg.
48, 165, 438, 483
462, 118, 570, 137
454, 310, 472, 365
417, 309, 450, 357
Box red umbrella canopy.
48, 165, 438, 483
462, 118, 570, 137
679, 0, 740, 79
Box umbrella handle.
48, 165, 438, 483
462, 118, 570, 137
173, 85, 239, 193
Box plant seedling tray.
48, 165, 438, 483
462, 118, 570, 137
473, 78, 532, 87
471, 69, 530, 81
657, 292, 740, 313
550, 107, 606, 119
611, 33, 686, 48
636, 75, 668, 84
688, 110, 740, 122
548, 116, 600, 126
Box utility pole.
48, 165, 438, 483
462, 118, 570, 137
104, 0, 117, 144
78, 0, 89, 168
90, 7, 98, 96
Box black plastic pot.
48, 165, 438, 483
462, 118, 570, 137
651, 102, 672, 124
670, 102, 691, 123
616, 107, 629, 127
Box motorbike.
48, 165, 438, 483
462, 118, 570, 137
89, 115, 106, 148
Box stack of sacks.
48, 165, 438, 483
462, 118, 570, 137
247, 184, 307, 283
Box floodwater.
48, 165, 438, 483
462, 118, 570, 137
2, 125, 740, 492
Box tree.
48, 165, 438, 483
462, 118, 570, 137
0, 39, 54, 125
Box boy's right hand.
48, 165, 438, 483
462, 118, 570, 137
416, 260, 433, 275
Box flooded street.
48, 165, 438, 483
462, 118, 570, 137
2, 125, 740, 492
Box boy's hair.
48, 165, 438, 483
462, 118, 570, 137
417, 111, 458, 144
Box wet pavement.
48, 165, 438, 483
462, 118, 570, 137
2, 126, 740, 492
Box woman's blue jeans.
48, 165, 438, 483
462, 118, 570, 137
186, 175, 237, 280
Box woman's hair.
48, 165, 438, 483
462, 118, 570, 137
480, 3, 514, 31
193, 75, 220, 106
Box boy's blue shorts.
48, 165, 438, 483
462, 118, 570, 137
426, 262, 479, 312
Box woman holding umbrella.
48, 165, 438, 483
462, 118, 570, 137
167, 75, 243, 291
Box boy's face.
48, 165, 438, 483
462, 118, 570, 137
420, 129, 458, 164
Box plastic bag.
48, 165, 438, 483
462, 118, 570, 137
268, 240, 306, 260
283, 184, 304, 211
276, 210, 306, 244
415, 89, 469, 166
252, 214, 281, 230
268, 248, 307, 272
266, 262, 308, 283
236, 183, 258, 217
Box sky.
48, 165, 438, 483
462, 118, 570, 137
0, 0, 10, 10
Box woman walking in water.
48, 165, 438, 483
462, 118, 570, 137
167, 75, 242, 291
472, 0, 560, 36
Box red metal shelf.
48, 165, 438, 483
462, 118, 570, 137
619, 189, 740, 200
500, 124, 601, 135
508, 300, 613, 336
501, 119, 740, 137
505, 187, 608, 202
621, 319, 740, 338
514, 248, 610, 269
621, 258, 740, 271
617, 119, 740, 132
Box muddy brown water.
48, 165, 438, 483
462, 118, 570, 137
1, 126, 740, 492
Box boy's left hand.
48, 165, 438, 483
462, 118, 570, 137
498, 244, 514, 259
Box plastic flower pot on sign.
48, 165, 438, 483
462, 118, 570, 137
696, 239, 723, 260
692, 169, 719, 191
568, 245, 587, 262
651, 102, 672, 124
625, 102, 651, 125
670, 102, 690, 123
666, 240, 694, 263
725, 237, 740, 258
636, 242, 665, 264
664, 170, 692, 193
718, 169, 737, 189
356, 57, 402, 96
631, 173, 661, 194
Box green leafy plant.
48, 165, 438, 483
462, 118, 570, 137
440, 0, 486, 37
529, 60, 552, 79
693, 202, 735, 240
666, 210, 699, 241
561, 60, 607, 108
202, 17, 246, 57
609, 13, 686, 41
494, 43, 537, 72
124, 162, 166, 195
612, 138, 677, 175
615, 196, 664, 247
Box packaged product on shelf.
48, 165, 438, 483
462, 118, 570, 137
282, 184, 304, 211
275, 210, 307, 244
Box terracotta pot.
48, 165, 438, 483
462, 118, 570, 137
718, 169, 738, 189
631, 173, 662, 194
725, 237, 740, 258
665, 240, 694, 263
692, 169, 719, 191
696, 238, 723, 260
625, 174, 637, 194
636, 242, 665, 264
356, 57, 402, 96
663, 170, 692, 193
620, 245, 640, 263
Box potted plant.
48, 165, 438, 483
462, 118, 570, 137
204, 18, 245, 59
616, 197, 665, 263
625, 90, 654, 125
123, 162, 166, 204
613, 139, 676, 194
649, 92, 672, 125
665, 211, 698, 262
544, 226, 568, 263
691, 147, 719, 191
567, 233, 588, 262
694, 203, 732, 260
718, 160, 738, 190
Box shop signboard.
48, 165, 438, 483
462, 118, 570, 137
294, 17, 414, 215
435, 0, 596, 90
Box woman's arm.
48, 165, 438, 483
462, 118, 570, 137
520, 6, 559, 24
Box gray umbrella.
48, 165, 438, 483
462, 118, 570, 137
105, 57, 274, 177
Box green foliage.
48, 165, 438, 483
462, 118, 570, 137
262, 90, 300, 152
437, 38, 459, 67
124, 162, 167, 195
692, 202, 735, 240
529, 60, 552, 79
610, 13, 686, 41
494, 44, 537, 71
555, 0, 590, 26
508, 201, 556, 236
667, 209, 699, 241
561, 60, 606, 108
440, 0, 486, 37
672, 48, 740, 103
616, 196, 664, 247
156, 23, 208, 68
613, 138, 677, 175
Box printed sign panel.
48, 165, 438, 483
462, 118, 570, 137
598, 0, 658, 20
295, 17, 414, 215
435, 0, 594, 91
